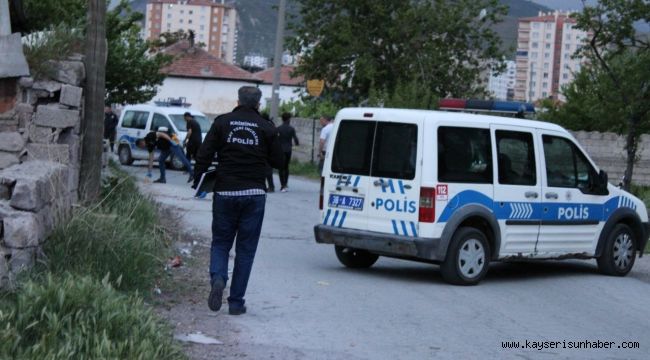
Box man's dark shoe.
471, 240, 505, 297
153, 178, 166, 184
208, 277, 225, 311
229, 306, 247, 315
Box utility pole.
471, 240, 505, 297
269, 0, 287, 123
0, 0, 11, 35
79, 0, 107, 203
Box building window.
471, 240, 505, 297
531, 71, 537, 77
531, 52, 537, 58
544, 52, 550, 58
167, 13, 171, 18
188, 19, 193, 24
212, 26, 218, 31
533, 22, 540, 29
545, 43, 551, 49
532, 42, 539, 49
546, 33, 551, 39
542, 91, 548, 97
565, 44, 571, 50
564, 53, 570, 59
531, 81, 536, 87
179, 19, 183, 23
563, 73, 569, 79
189, 10, 193, 15
211, 35, 216, 41
544, 62, 549, 69
546, 22, 553, 29
542, 82, 548, 88
200, 25, 205, 30
566, 33, 571, 40
199, 34, 204, 40
180, 10, 184, 14
532, 32, 539, 38
543, 72, 548, 79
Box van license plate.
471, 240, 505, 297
329, 195, 364, 210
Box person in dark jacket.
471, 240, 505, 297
193, 86, 283, 315
183, 112, 203, 162
136, 126, 193, 183
260, 112, 276, 192
104, 106, 118, 152
277, 112, 300, 192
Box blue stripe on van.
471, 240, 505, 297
391, 220, 399, 235
400, 220, 408, 236
398, 180, 405, 194
323, 209, 332, 225
338, 211, 347, 227
331, 210, 340, 226
353, 176, 361, 187
410, 221, 418, 237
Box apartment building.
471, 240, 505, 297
488, 60, 516, 100
145, 0, 238, 63
514, 11, 589, 102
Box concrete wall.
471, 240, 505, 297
285, 119, 650, 187
153, 76, 304, 116
0, 58, 85, 288
571, 131, 650, 186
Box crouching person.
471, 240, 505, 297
136, 126, 193, 183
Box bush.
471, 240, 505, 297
0, 274, 185, 360
44, 167, 172, 292
289, 159, 320, 180
22, 22, 84, 79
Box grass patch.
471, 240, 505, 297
289, 159, 321, 180
44, 165, 173, 292
23, 22, 84, 79
0, 274, 184, 359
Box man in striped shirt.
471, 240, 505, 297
193, 86, 283, 315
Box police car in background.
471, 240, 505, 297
314, 102, 649, 285
115, 104, 210, 169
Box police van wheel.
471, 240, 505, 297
597, 224, 636, 276
335, 246, 378, 268
440, 227, 490, 285
118, 145, 133, 165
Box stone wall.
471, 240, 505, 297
0, 58, 85, 288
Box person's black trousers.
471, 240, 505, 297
279, 151, 292, 188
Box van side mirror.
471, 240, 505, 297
595, 170, 609, 194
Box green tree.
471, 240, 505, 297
22, 0, 171, 105
287, 0, 507, 105
569, 0, 650, 190
105, 0, 172, 104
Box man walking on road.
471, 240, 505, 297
318, 115, 333, 174
183, 112, 203, 162
104, 106, 118, 153
193, 86, 283, 315
277, 112, 299, 192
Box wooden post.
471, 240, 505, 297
79, 0, 107, 203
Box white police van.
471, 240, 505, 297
115, 104, 210, 169
314, 107, 649, 285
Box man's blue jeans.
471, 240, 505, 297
158, 144, 193, 180
210, 194, 266, 309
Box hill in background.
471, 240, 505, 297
128, 0, 549, 63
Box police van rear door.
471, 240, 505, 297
325, 119, 376, 231
366, 117, 421, 237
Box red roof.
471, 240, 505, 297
161, 41, 260, 82
254, 66, 304, 86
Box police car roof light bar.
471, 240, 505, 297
439, 98, 535, 114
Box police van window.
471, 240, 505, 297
438, 127, 492, 183
371, 122, 417, 180
121, 111, 149, 130
331, 120, 376, 175
543, 135, 595, 189
151, 113, 174, 133
496, 130, 536, 186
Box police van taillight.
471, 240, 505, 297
419, 187, 436, 223
319, 177, 325, 210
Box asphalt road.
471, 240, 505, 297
124, 163, 650, 360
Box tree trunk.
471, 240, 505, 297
79, 0, 107, 203
622, 118, 639, 191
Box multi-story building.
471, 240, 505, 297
488, 60, 516, 100
145, 0, 238, 64
514, 11, 589, 102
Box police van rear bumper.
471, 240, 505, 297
314, 224, 444, 262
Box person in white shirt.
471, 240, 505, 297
318, 116, 333, 174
